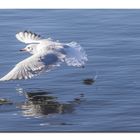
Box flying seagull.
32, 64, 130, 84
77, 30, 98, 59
0, 31, 88, 81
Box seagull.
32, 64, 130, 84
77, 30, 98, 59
0, 31, 88, 81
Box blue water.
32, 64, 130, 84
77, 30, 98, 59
0, 10, 140, 132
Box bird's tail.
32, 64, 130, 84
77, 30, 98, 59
63, 42, 88, 67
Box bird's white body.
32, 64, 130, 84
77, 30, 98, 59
0, 31, 88, 81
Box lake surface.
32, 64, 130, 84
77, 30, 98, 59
0, 9, 140, 132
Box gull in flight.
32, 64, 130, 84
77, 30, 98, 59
0, 31, 88, 81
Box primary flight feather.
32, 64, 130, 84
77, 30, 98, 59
0, 31, 88, 81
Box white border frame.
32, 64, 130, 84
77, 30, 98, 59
0, 0, 140, 139
0, 0, 140, 9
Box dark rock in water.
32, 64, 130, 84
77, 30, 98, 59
0, 98, 13, 105
83, 78, 95, 85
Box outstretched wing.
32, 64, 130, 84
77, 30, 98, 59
0, 52, 60, 81
16, 31, 43, 44
63, 42, 88, 67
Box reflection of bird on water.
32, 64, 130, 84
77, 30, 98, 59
18, 90, 83, 117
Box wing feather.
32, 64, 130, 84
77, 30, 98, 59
16, 31, 42, 44
0, 52, 60, 81
62, 42, 88, 67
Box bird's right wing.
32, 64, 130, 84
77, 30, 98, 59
0, 52, 61, 81
62, 42, 88, 67
16, 31, 43, 44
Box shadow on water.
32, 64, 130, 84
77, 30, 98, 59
16, 89, 84, 117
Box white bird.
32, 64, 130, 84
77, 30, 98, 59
0, 31, 88, 81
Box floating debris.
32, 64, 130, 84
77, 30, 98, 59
83, 78, 95, 85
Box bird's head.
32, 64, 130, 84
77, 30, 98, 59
20, 44, 38, 54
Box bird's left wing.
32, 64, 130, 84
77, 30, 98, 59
0, 52, 61, 81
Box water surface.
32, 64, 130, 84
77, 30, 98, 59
0, 10, 140, 132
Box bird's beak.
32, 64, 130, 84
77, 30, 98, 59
20, 48, 26, 52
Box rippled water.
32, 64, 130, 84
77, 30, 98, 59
0, 10, 140, 132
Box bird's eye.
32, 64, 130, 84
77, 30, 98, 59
28, 47, 30, 49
